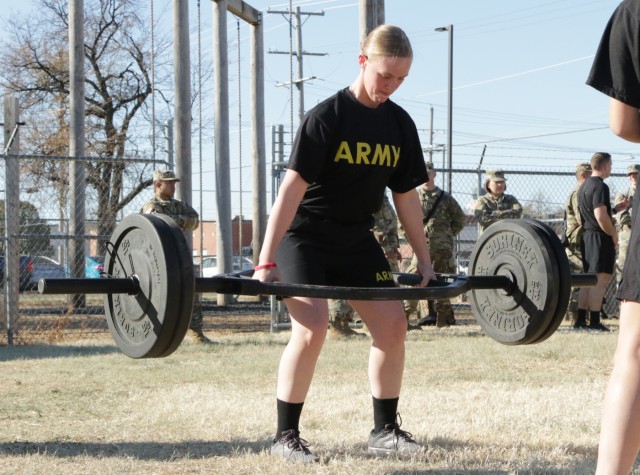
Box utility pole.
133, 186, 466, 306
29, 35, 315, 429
165, 118, 174, 169
429, 106, 434, 164
359, 0, 385, 42
268, 6, 326, 126
3, 96, 20, 345
69, 0, 86, 310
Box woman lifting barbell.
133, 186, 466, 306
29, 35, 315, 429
253, 24, 435, 462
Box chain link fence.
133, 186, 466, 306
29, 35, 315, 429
421, 166, 629, 319
1, 158, 633, 344
0, 154, 162, 345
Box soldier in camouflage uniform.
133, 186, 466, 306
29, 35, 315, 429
328, 193, 413, 337
407, 162, 466, 327
614, 164, 638, 275
141, 170, 213, 344
563, 162, 592, 323
474, 169, 523, 233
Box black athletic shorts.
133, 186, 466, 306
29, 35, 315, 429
618, 187, 640, 302
580, 230, 616, 274
275, 212, 396, 288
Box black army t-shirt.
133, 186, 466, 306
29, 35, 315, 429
587, 0, 640, 301
287, 88, 427, 224
578, 176, 612, 233
587, 0, 640, 108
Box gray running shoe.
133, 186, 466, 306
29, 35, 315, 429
368, 416, 422, 456
270, 429, 318, 463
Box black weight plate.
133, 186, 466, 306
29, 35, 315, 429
522, 219, 571, 344
151, 214, 195, 358
104, 214, 193, 359
469, 219, 559, 345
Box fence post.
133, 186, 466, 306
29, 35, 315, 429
69, 0, 87, 309
3, 95, 20, 345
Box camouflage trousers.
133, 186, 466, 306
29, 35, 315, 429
565, 244, 583, 312
405, 249, 456, 323
190, 293, 204, 331
328, 299, 357, 328
328, 298, 417, 327
618, 227, 631, 274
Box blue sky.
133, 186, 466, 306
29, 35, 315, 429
0, 0, 636, 216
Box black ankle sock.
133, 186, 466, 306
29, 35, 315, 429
372, 396, 399, 433
589, 311, 601, 326
275, 399, 304, 440
577, 309, 587, 325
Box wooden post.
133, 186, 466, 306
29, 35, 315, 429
3, 96, 20, 344
250, 12, 266, 269
213, 0, 233, 305
69, 0, 86, 309
173, 0, 193, 252
359, 0, 385, 43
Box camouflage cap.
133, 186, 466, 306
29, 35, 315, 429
576, 162, 592, 173
153, 169, 180, 182
486, 169, 506, 182
425, 161, 435, 172
627, 164, 640, 175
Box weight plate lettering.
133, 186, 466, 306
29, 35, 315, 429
469, 219, 559, 345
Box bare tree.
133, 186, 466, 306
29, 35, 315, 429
0, 0, 173, 250
522, 190, 561, 220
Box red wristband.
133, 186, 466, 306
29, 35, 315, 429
254, 262, 277, 271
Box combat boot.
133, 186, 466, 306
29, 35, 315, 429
417, 300, 437, 326
445, 312, 457, 327
190, 326, 215, 344
436, 316, 450, 328
588, 311, 610, 332
437, 304, 455, 328
567, 308, 579, 325
573, 309, 589, 330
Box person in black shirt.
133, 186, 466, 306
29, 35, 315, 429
254, 25, 435, 462
576, 152, 620, 331
587, 1, 640, 472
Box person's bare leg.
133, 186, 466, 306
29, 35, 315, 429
588, 272, 612, 311
351, 299, 407, 398
276, 297, 328, 403
579, 286, 590, 310
596, 301, 640, 474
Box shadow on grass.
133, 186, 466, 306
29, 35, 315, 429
0, 438, 597, 473
0, 439, 265, 459
0, 344, 119, 361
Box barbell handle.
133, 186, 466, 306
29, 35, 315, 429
199, 272, 476, 301
38, 277, 140, 295
38, 271, 597, 300
569, 273, 598, 287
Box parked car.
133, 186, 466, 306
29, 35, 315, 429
26, 256, 67, 289
0, 255, 36, 290
85, 255, 105, 278
200, 256, 253, 277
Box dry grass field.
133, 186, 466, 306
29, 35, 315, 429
0, 310, 635, 474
